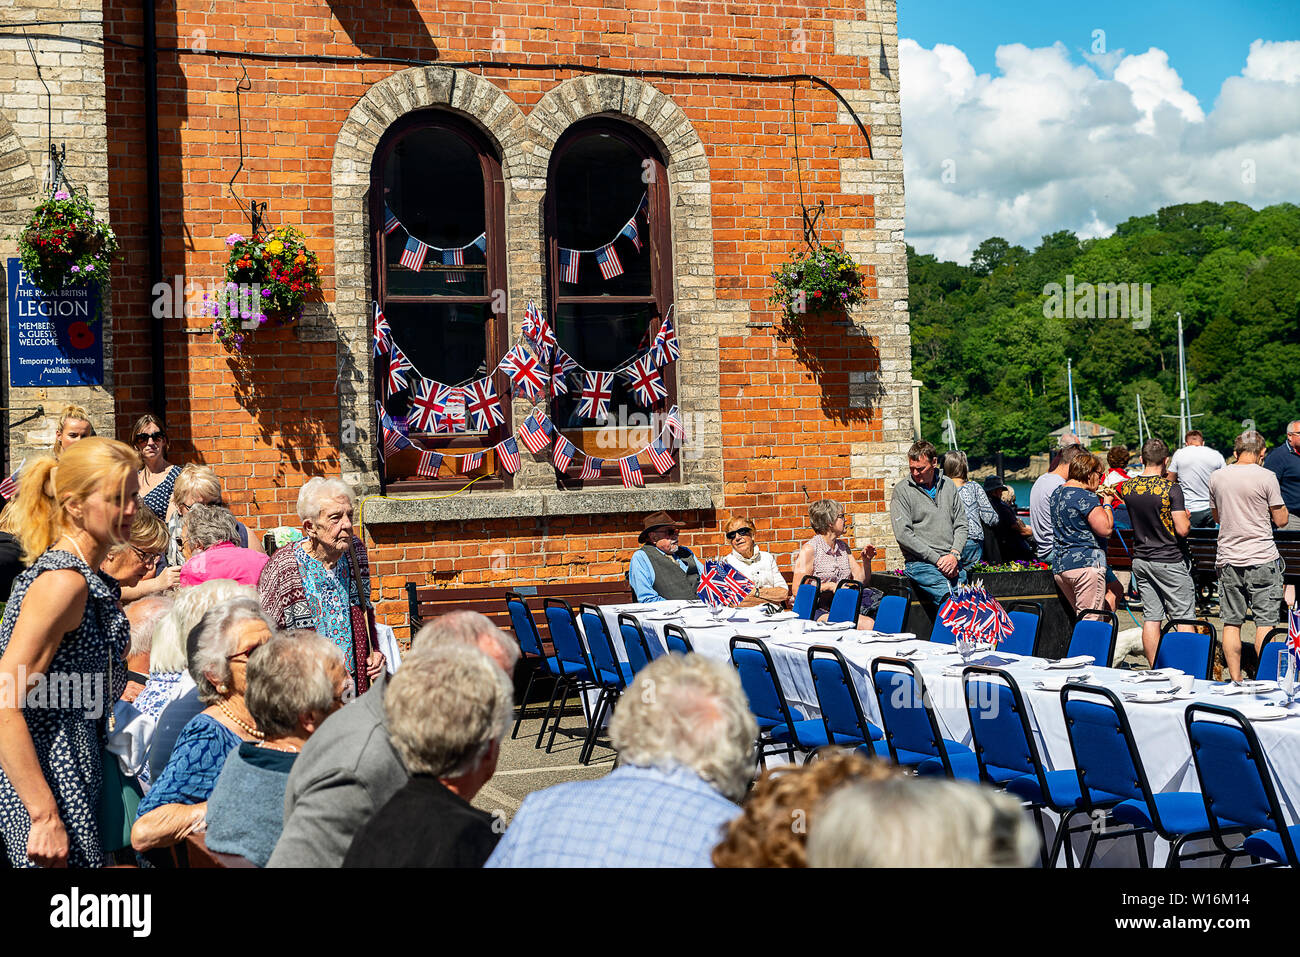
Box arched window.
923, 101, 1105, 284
371, 111, 508, 490
546, 120, 677, 487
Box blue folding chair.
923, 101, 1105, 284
872, 592, 909, 635
827, 579, 862, 624
807, 645, 885, 756
793, 575, 820, 620
730, 636, 827, 767
617, 613, 655, 676
578, 605, 633, 765
1067, 608, 1118, 666
505, 591, 554, 741
963, 666, 1091, 867
662, 623, 693, 655
1186, 703, 1297, 867
928, 600, 958, 645
1002, 601, 1043, 657
541, 599, 598, 753
1061, 684, 1227, 867
1255, 628, 1288, 682
1154, 620, 1216, 679
869, 656, 975, 777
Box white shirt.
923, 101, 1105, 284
1169, 444, 1226, 512
723, 547, 789, 591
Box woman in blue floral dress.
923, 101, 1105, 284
0, 439, 139, 867
1049, 451, 1117, 615
131, 414, 182, 521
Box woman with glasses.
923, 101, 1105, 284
204, 631, 350, 867
721, 518, 790, 605
99, 504, 179, 603
131, 598, 273, 854
166, 464, 265, 566
792, 498, 880, 627
176, 504, 269, 587
132, 415, 181, 521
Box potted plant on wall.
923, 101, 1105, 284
769, 242, 866, 337
209, 225, 321, 351
18, 189, 118, 304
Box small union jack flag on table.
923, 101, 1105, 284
464, 377, 504, 431
623, 354, 667, 407
399, 237, 428, 272
938, 582, 1012, 645
618, 455, 644, 489
722, 564, 757, 603
1289, 604, 1300, 660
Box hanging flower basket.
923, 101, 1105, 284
209, 225, 321, 351
17, 189, 118, 301
769, 242, 866, 337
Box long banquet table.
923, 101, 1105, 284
593, 599, 1300, 866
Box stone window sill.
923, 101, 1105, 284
358, 484, 716, 525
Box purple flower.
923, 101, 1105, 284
70, 265, 80, 273
261, 288, 271, 297
225, 233, 244, 247
239, 311, 251, 320
257, 313, 267, 323
226, 282, 238, 292
54, 190, 70, 201
840, 291, 848, 299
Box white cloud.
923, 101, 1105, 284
900, 38, 1300, 264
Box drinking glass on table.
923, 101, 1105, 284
1280, 650, 1296, 703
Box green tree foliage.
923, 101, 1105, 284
908, 202, 1300, 461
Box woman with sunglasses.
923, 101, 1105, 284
132, 415, 181, 521
721, 518, 790, 606
99, 504, 179, 603
131, 599, 273, 854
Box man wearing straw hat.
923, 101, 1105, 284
629, 511, 705, 603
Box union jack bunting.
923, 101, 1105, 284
696, 560, 735, 607
647, 438, 675, 475
0, 459, 23, 500
665, 405, 686, 440
383, 205, 401, 235
460, 450, 484, 473
596, 244, 623, 280
552, 436, 575, 473
416, 450, 443, 478
500, 346, 547, 400
522, 301, 556, 362
464, 377, 504, 431
553, 346, 578, 376
372, 304, 391, 359
518, 411, 552, 454
722, 564, 757, 603
559, 248, 579, 284
620, 218, 642, 252
442, 247, 465, 283
495, 436, 521, 474
409, 378, 452, 432
386, 343, 413, 395
577, 371, 614, 420
618, 454, 644, 489
623, 354, 667, 407
651, 314, 680, 367
580, 456, 603, 480
399, 237, 429, 272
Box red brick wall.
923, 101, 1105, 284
102, 0, 887, 627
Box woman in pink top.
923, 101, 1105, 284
178, 504, 270, 587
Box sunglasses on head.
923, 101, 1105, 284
135, 431, 165, 444
726, 527, 753, 540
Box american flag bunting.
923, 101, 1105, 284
416, 450, 443, 477
647, 439, 675, 475
399, 237, 429, 272
383, 206, 401, 235
620, 218, 642, 252
496, 436, 521, 474
442, 247, 465, 283
618, 455, 644, 489
596, 244, 623, 280
519, 411, 552, 454
580, 456, 603, 480
552, 437, 575, 473
459, 450, 484, 473
559, 248, 580, 284
665, 405, 686, 440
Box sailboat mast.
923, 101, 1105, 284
1176, 312, 1188, 439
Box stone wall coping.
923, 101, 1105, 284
359, 483, 716, 525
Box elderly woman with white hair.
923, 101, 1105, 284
177, 504, 268, 587
205, 632, 350, 867
131, 598, 274, 853
258, 477, 384, 693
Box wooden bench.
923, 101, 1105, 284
1108, 528, 1300, 604
405, 580, 634, 645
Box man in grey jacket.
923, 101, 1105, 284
267, 611, 519, 867
890, 440, 968, 604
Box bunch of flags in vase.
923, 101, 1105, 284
696, 559, 756, 610
383, 203, 486, 283
1288, 604, 1300, 663
557, 192, 649, 285
937, 582, 1013, 646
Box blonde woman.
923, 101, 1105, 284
51, 405, 95, 460
99, 504, 179, 603
132, 414, 181, 521
166, 463, 263, 565
0, 438, 140, 867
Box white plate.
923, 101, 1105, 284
680, 621, 734, 630
1124, 689, 1195, 704
1034, 656, 1095, 670
1034, 673, 1094, 691
1236, 704, 1294, 721
807, 621, 854, 632
765, 611, 799, 622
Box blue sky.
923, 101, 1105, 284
897, 1, 1300, 261
898, 0, 1300, 109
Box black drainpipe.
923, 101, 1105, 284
143, 0, 166, 425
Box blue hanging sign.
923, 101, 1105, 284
6, 257, 104, 386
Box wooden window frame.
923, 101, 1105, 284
371, 110, 510, 493
545, 120, 679, 490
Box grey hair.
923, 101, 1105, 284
608, 653, 757, 803
941, 450, 969, 480
411, 610, 520, 672
244, 633, 345, 738
126, 595, 174, 658
186, 597, 276, 705
808, 499, 843, 536
384, 645, 513, 778
296, 477, 356, 523
182, 503, 241, 551
1234, 430, 1266, 458
806, 777, 1039, 868
149, 580, 259, 674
